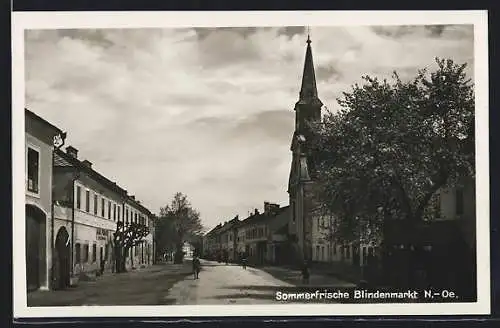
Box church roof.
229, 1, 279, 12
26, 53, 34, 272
298, 35, 322, 106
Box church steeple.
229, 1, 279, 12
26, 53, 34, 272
294, 34, 323, 131
299, 34, 320, 102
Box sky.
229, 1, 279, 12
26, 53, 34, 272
25, 25, 474, 231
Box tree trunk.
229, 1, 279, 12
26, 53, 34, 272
114, 246, 122, 273
131, 247, 134, 268
174, 243, 184, 264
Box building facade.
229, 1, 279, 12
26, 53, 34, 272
25, 109, 66, 292
52, 145, 154, 286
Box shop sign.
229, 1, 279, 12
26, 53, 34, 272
96, 228, 108, 240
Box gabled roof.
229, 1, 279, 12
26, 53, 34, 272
25, 108, 63, 136
54, 149, 153, 216
238, 206, 289, 228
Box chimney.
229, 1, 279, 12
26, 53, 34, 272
66, 146, 78, 158
254, 208, 259, 215
81, 160, 92, 168
130, 195, 135, 200
264, 202, 280, 214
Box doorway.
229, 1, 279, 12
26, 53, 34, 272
55, 227, 70, 289
26, 205, 47, 292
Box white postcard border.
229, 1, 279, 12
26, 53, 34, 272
12, 10, 490, 318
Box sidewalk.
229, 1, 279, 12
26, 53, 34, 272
28, 262, 193, 306
256, 262, 358, 287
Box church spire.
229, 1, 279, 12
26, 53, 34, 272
299, 33, 319, 102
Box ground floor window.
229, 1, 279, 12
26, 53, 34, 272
83, 244, 89, 262
75, 243, 81, 263
92, 244, 97, 262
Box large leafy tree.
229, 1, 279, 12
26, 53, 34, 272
311, 58, 475, 245
158, 192, 204, 263
113, 221, 149, 273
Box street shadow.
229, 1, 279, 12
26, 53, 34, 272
209, 293, 276, 301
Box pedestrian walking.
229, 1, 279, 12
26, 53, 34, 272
193, 256, 201, 279
242, 256, 247, 270
301, 260, 310, 285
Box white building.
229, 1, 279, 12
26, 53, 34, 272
25, 109, 66, 291
53, 144, 154, 284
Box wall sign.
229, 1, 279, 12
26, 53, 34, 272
96, 228, 108, 240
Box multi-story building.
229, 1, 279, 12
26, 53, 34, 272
263, 203, 290, 265
52, 144, 154, 286
125, 195, 154, 268
204, 223, 222, 260
25, 109, 66, 292
217, 216, 240, 262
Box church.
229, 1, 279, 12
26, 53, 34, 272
286, 35, 373, 267
287, 34, 325, 264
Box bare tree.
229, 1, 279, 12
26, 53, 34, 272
159, 192, 203, 264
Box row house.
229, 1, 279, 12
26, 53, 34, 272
126, 195, 155, 269
204, 202, 290, 266
52, 145, 154, 286
218, 216, 240, 262
25, 109, 66, 292
203, 223, 222, 259
25, 108, 155, 291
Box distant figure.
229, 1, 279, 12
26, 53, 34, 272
193, 256, 201, 279
242, 256, 247, 270
301, 260, 310, 285
100, 258, 105, 275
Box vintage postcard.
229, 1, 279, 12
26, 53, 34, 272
12, 10, 490, 318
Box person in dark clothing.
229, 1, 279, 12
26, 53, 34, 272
242, 255, 247, 269
192, 256, 201, 279
301, 260, 310, 285
100, 258, 106, 275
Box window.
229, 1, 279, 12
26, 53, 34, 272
108, 201, 111, 219
101, 198, 105, 217
117, 206, 121, 221
135, 213, 138, 223
316, 245, 320, 261
85, 190, 90, 212
321, 246, 325, 261
27, 147, 39, 193
83, 244, 89, 262
292, 200, 296, 223
92, 244, 97, 262
456, 189, 464, 216
113, 204, 117, 221
126, 209, 129, 223
93, 194, 98, 215
76, 186, 82, 209
75, 243, 81, 263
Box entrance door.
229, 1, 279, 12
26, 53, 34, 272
55, 227, 70, 289
26, 208, 42, 291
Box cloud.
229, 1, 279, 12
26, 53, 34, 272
25, 24, 474, 229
